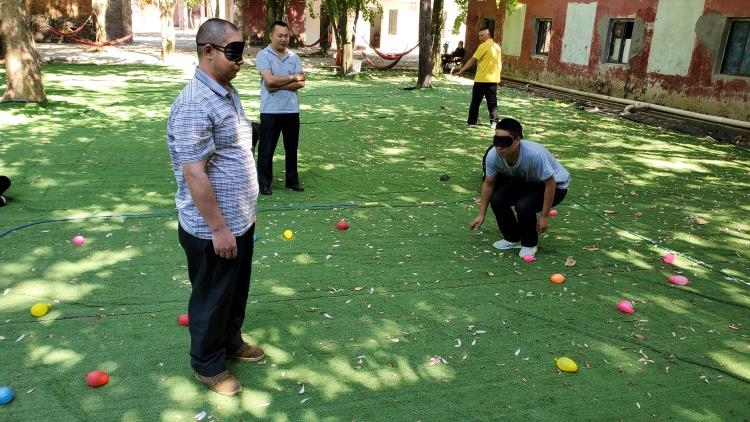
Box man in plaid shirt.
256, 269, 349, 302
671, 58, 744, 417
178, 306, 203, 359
166, 18, 263, 396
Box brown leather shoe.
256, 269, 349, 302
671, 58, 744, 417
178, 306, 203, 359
194, 370, 242, 396
228, 342, 265, 362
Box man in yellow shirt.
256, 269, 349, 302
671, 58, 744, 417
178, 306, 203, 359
455, 28, 502, 128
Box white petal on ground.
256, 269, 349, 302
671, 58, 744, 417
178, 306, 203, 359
194, 411, 207, 421
514, 349, 521, 356
16, 334, 25, 342
300, 397, 311, 404
322, 313, 333, 318
455, 339, 462, 347
471, 337, 477, 346
299, 384, 305, 394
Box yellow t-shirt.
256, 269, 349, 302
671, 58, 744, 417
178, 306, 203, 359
473, 39, 502, 83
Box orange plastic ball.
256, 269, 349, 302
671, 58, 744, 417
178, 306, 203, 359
550, 274, 566, 284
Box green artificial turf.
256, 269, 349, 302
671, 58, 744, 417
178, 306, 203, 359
0, 64, 749, 421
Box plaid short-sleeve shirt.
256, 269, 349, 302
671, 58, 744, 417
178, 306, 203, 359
166, 68, 259, 239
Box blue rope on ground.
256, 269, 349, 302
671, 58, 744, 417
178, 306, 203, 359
0, 199, 473, 239
1, 197, 745, 286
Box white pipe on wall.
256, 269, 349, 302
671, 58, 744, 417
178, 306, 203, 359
504, 76, 750, 130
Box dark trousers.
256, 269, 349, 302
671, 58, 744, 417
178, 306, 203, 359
0, 176, 10, 196
178, 224, 255, 376
490, 178, 567, 247
258, 113, 300, 189
467, 82, 498, 125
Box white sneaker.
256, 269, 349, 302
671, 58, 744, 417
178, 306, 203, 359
490, 121, 497, 129
519, 246, 538, 257
493, 239, 521, 250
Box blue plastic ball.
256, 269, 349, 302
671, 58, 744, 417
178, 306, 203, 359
0, 386, 13, 405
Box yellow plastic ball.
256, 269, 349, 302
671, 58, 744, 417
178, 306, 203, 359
31, 303, 50, 317
283, 230, 293, 240
556, 357, 578, 372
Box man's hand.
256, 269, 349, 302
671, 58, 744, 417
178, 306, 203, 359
537, 216, 549, 234
212, 225, 238, 259
469, 215, 485, 230
292, 72, 305, 82
455, 68, 464, 76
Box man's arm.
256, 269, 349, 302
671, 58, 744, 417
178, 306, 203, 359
267, 78, 305, 92
537, 176, 556, 233
469, 175, 496, 230
454, 57, 476, 76
260, 69, 304, 89
182, 160, 237, 259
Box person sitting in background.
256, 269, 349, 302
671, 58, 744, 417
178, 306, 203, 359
442, 41, 466, 72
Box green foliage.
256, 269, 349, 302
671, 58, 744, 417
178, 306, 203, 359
452, 0, 519, 35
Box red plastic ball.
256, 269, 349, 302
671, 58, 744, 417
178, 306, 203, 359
177, 313, 189, 326
86, 370, 109, 388
335, 220, 350, 230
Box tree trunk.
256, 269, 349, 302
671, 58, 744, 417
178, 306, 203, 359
122, 0, 133, 40
160, 0, 177, 61
336, 8, 353, 75
233, 0, 246, 42
92, 0, 108, 44
263, 0, 287, 45
1, 0, 46, 103
416, 0, 433, 87
430, 0, 444, 76
320, 5, 331, 54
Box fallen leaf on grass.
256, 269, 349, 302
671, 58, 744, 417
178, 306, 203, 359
565, 256, 576, 267
603, 210, 617, 215
634, 333, 647, 341
728, 323, 739, 330
354, 286, 365, 291
692, 216, 709, 225
633, 211, 643, 217
583, 245, 600, 252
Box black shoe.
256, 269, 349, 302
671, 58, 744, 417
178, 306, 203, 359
0, 196, 5, 207
285, 184, 304, 192
260, 186, 272, 195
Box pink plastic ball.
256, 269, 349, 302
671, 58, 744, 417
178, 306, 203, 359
617, 300, 634, 314
522, 255, 536, 263
549, 209, 558, 217
662, 253, 675, 264
72, 235, 86, 246
668, 275, 689, 286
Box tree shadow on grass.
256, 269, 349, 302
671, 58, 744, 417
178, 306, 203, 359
1, 64, 748, 420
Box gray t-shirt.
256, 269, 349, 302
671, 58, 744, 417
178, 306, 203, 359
256, 45, 303, 114
486, 140, 570, 189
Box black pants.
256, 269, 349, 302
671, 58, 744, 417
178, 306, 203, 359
0, 176, 10, 196
258, 113, 300, 189
490, 178, 567, 247
468, 82, 498, 125
178, 224, 255, 376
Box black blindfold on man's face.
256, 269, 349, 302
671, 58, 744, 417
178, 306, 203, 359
493, 135, 514, 148
198, 41, 245, 62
